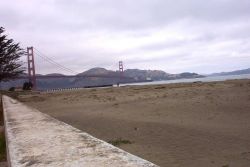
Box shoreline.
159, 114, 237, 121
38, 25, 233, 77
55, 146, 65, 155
121, 73, 250, 87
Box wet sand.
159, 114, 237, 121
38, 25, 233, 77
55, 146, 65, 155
19, 79, 250, 167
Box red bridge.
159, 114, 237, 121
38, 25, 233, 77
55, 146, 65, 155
23, 47, 130, 90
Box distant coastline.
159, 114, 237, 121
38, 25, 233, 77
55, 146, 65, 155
1, 67, 249, 90
121, 73, 250, 86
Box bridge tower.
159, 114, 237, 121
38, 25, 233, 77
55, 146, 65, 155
119, 61, 124, 77
27, 47, 37, 90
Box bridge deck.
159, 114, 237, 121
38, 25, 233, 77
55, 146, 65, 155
2, 96, 157, 167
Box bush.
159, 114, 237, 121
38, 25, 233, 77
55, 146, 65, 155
8, 87, 15, 91
108, 138, 132, 146
0, 133, 6, 161
23, 82, 33, 90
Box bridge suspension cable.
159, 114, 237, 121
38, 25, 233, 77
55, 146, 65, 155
33, 48, 78, 75
33, 48, 77, 75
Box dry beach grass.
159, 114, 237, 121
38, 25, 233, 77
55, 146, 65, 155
17, 79, 250, 167
0, 95, 7, 167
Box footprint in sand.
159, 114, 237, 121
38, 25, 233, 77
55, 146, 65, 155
241, 151, 250, 160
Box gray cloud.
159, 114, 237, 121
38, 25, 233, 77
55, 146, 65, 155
53, 0, 250, 30
1, 0, 250, 74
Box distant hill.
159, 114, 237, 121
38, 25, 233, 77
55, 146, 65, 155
3, 67, 248, 90
0, 67, 204, 90
209, 68, 250, 76
44, 73, 65, 76
177, 72, 204, 79
124, 69, 203, 81
124, 69, 170, 81
77, 68, 204, 81
77, 67, 118, 76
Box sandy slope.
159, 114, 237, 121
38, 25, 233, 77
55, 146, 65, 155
19, 79, 250, 167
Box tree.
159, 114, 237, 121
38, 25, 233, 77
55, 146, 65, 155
22, 81, 33, 90
0, 27, 25, 82
8, 87, 15, 91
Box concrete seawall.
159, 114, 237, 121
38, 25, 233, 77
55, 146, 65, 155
2, 95, 158, 167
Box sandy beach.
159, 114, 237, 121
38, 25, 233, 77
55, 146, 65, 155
18, 79, 250, 167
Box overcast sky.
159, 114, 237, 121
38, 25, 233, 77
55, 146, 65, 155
1, 0, 250, 74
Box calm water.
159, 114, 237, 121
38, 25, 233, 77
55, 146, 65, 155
121, 74, 250, 86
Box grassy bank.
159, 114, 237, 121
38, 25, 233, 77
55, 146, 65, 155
0, 95, 6, 161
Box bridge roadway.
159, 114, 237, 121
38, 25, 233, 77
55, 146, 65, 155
2, 95, 157, 167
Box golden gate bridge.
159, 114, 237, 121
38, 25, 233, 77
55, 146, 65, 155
20, 47, 131, 90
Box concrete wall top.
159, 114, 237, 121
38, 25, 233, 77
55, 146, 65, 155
2, 95, 158, 167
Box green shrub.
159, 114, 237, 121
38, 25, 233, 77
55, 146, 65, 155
0, 134, 6, 161
108, 138, 132, 146
8, 87, 15, 91
22, 82, 33, 90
